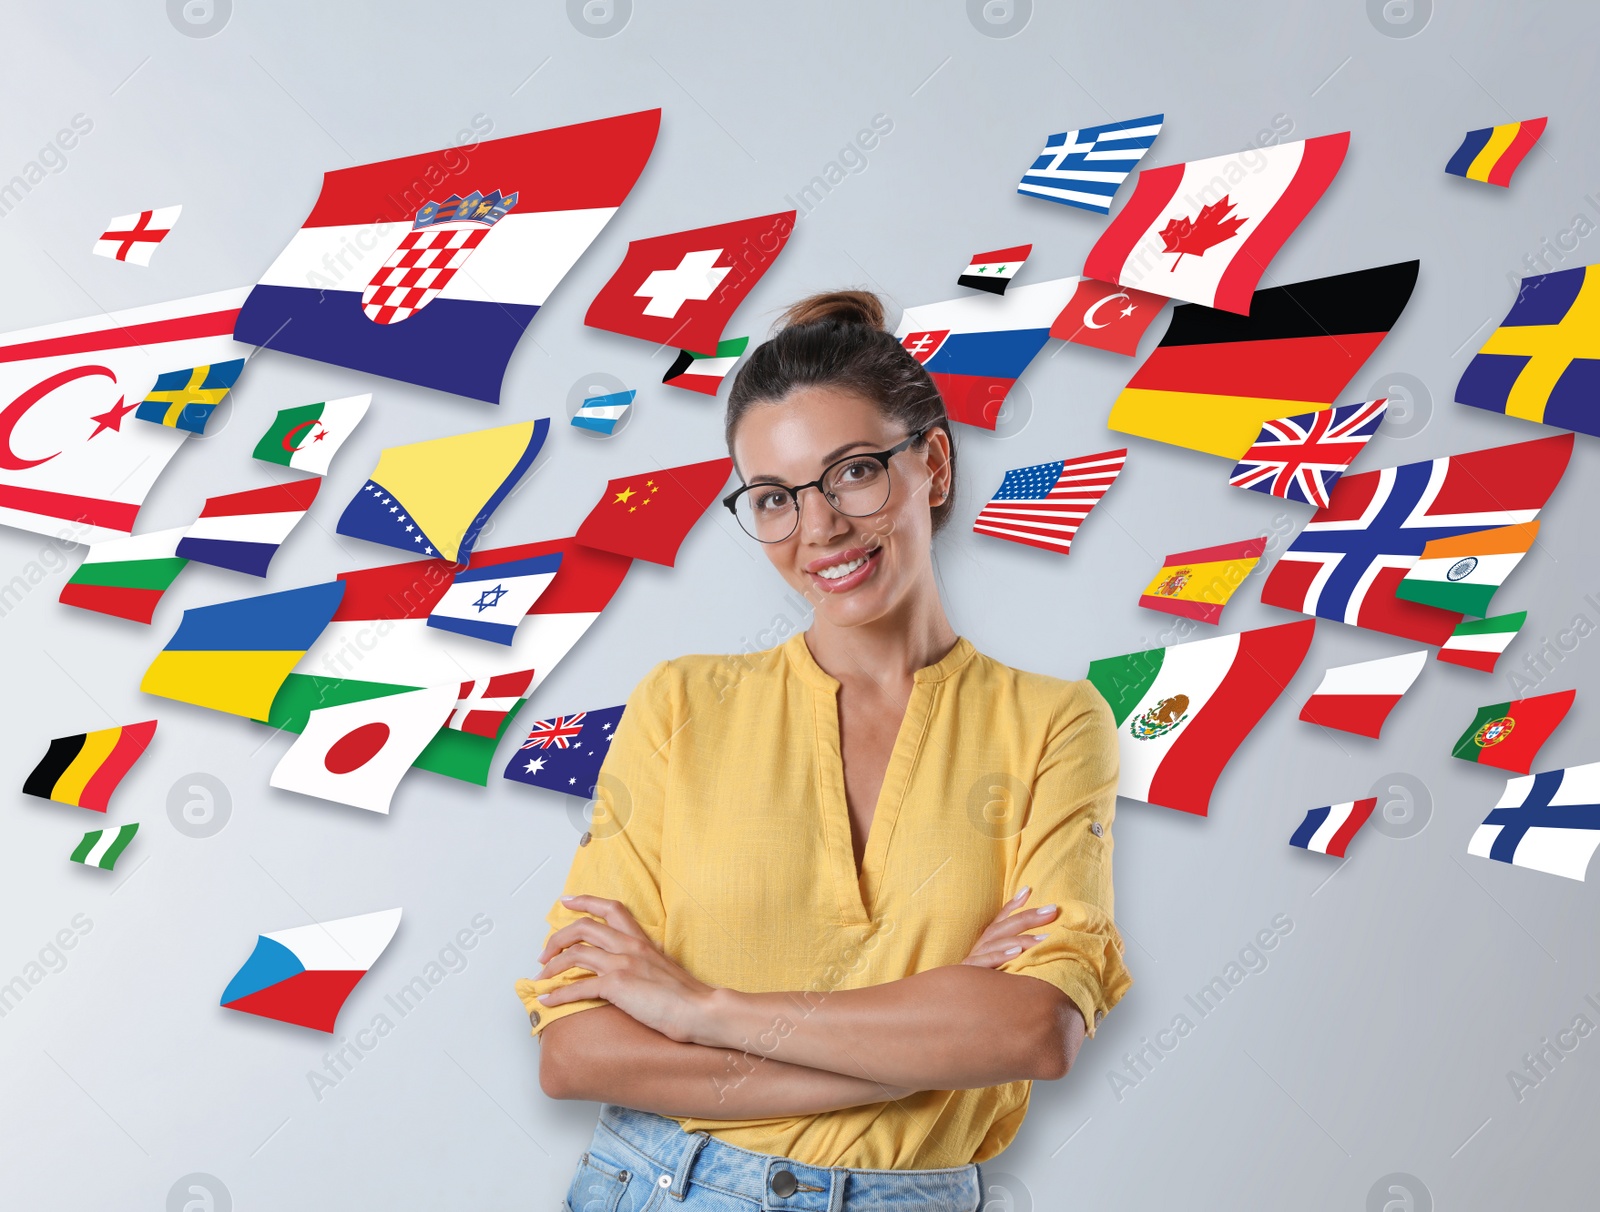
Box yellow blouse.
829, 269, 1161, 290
516, 631, 1132, 1169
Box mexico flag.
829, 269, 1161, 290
1086, 620, 1314, 815
252, 394, 371, 476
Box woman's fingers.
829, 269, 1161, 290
986, 886, 1031, 926
560, 894, 649, 940
537, 942, 616, 982
537, 915, 637, 964
961, 934, 1048, 968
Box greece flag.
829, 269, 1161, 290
426, 552, 564, 645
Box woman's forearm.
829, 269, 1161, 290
538, 1005, 914, 1119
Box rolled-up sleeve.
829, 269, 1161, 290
999, 680, 1132, 1037
514, 659, 674, 1037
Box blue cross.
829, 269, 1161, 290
1481, 768, 1600, 863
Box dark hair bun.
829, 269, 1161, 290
779, 290, 885, 332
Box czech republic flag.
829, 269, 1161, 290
221, 908, 401, 1032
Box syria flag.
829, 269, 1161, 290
1050, 278, 1167, 356
585, 212, 796, 356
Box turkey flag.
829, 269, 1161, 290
584, 212, 796, 356
1049, 278, 1167, 356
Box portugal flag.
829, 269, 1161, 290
1451, 689, 1575, 774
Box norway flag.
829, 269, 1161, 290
234, 110, 660, 403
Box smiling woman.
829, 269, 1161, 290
518, 290, 1131, 1211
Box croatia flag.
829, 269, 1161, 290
176, 479, 321, 577
233, 110, 660, 403
221, 908, 401, 1032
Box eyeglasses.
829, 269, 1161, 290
723, 429, 927, 543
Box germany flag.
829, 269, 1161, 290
23, 720, 157, 812
1109, 261, 1419, 458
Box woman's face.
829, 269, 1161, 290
731, 385, 951, 628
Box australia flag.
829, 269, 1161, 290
502, 704, 625, 798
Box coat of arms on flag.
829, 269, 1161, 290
1469, 763, 1600, 881
1451, 689, 1574, 775
1228, 398, 1388, 508
361, 190, 518, 324
1137, 537, 1265, 624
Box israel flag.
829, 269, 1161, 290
426, 552, 564, 646
1017, 113, 1164, 213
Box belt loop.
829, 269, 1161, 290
827, 1165, 846, 1212
668, 1130, 710, 1200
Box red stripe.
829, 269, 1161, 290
1298, 692, 1402, 739
199, 479, 321, 518
1351, 566, 1462, 646
1326, 798, 1377, 856
457, 709, 505, 739
1427, 433, 1573, 519
1128, 332, 1385, 401
1212, 133, 1349, 314
927, 372, 1014, 429
303, 109, 661, 227
1485, 118, 1546, 187
1138, 594, 1223, 624
223, 969, 367, 1033
483, 669, 536, 698
76, 719, 157, 812
1437, 646, 1499, 673
58, 582, 163, 624
1082, 162, 1185, 286
1146, 620, 1315, 815
1165, 537, 1267, 565
0, 309, 239, 365
0, 483, 138, 531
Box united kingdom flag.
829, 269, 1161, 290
519, 713, 587, 750
1260, 433, 1574, 645
1229, 398, 1389, 509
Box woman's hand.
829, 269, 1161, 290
535, 894, 717, 1044
960, 886, 1058, 968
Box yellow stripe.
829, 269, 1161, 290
140, 651, 304, 719
1417, 521, 1539, 561
1143, 558, 1259, 605
1477, 265, 1600, 421
162, 399, 186, 426
1466, 123, 1521, 182
52, 726, 122, 805
1109, 388, 1329, 459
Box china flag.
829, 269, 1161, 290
574, 457, 735, 566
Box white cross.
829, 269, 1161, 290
635, 249, 728, 318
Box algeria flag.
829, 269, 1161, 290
271, 684, 457, 813
251, 394, 371, 476
1086, 620, 1314, 815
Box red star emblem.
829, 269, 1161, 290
87, 396, 136, 439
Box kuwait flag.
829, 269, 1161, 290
1297, 650, 1427, 739
221, 908, 401, 1033
1452, 689, 1575, 774
1289, 798, 1376, 858
59, 526, 190, 623
663, 336, 748, 396
1395, 522, 1537, 616
252, 394, 371, 476
176, 479, 321, 577
1086, 619, 1314, 815
1438, 612, 1526, 673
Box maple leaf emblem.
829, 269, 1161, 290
1157, 197, 1247, 270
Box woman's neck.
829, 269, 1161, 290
803, 601, 959, 688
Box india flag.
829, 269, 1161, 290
1396, 522, 1537, 616
252, 394, 371, 476
69, 822, 139, 870
1438, 612, 1527, 673
59, 526, 190, 624
1086, 620, 1315, 815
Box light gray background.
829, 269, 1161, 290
0, 2, 1595, 1208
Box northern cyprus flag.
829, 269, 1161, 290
1086, 620, 1315, 815
252, 394, 371, 476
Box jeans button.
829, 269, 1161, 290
770, 1168, 799, 1197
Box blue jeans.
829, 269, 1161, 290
563, 1104, 983, 1211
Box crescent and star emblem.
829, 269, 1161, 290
280, 419, 328, 453
0, 364, 124, 472
1082, 293, 1136, 330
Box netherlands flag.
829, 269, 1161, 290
233, 110, 660, 403
176, 479, 321, 577
1290, 798, 1378, 858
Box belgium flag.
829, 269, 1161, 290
23, 721, 157, 812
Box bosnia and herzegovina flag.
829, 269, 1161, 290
24, 720, 157, 812
1445, 117, 1546, 187
1455, 264, 1600, 438
1109, 261, 1418, 460
232, 110, 660, 403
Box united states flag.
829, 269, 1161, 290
1229, 398, 1389, 509
1017, 114, 1163, 214
973, 449, 1127, 555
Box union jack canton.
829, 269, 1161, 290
1228, 397, 1389, 509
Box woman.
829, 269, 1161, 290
517, 291, 1131, 1211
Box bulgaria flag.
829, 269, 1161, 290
1452, 689, 1575, 774
1086, 619, 1315, 815
1438, 612, 1526, 672
663, 336, 748, 396
1395, 522, 1537, 616
59, 526, 190, 623
1297, 650, 1427, 739
252, 394, 371, 476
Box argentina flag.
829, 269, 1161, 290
1017, 113, 1163, 213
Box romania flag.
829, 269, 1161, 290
134, 359, 245, 434
1445, 118, 1546, 187
24, 720, 157, 812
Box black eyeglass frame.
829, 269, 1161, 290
722, 427, 930, 543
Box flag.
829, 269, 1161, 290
59, 526, 189, 623
1138, 537, 1266, 624
1297, 650, 1427, 739
69, 822, 140, 870
1438, 612, 1526, 673
1260, 433, 1574, 646
1109, 261, 1418, 459
133, 359, 245, 434
1049, 278, 1167, 357
447, 670, 536, 739
1085, 620, 1315, 816
93, 206, 181, 265
221, 908, 401, 1032
1455, 264, 1600, 438
895, 278, 1082, 429
1083, 132, 1349, 314
271, 685, 457, 813
1016, 114, 1163, 213
1289, 798, 1376, 858
336, 418, 547, 563
1395, 522, 1538, 616
24, 720, 157, 812
176, 479, 321, 577
1451, 689, 1574, 774
251, 394, 371, 476
663, 336, 748, 396
263, 538, 631, 785
0, 289, 250, 543
1469, 763, 1600, 881
584, 212, 795, 356
234, 110, 659, 403
575, 456, 733, 566
426, 551, 563, 645
503, 704, 625, 798
972, 449, 1126, 556
959, 244, 1032, 294
142, 581, 346, 719
572, 389, 635, 434
1445, 117, 1547, 186
1228, 398, 1389, 509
